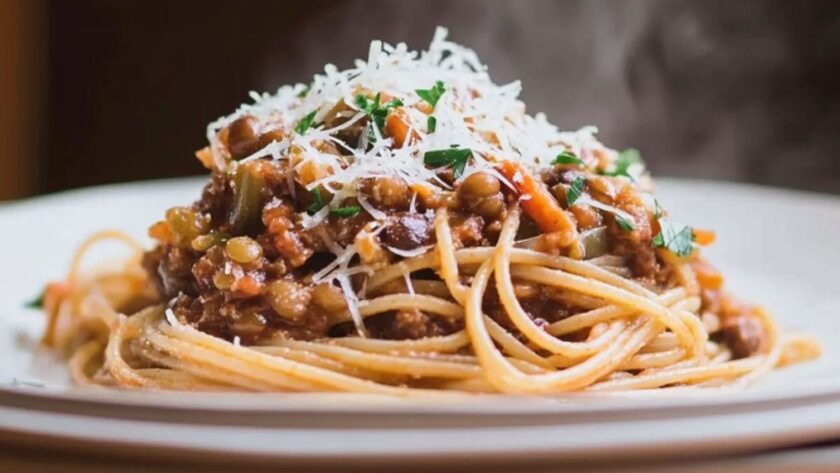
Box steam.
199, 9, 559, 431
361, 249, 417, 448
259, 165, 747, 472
258, 0, 840, 193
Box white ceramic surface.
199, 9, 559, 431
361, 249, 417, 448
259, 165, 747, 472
0, 177, 838, 463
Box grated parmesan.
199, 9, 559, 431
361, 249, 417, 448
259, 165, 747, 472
205, 27, 633, 229
201, 28, 643, 337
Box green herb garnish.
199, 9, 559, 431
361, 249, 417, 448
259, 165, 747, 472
423, 147, 473, 179
307, 188, 326, 215
354, 93, 403, 140
566, 177, 586, 206
415, 80, 446, 108
600, 148, 644, 179
330, 206, 361, 218
295, 110, 317, 135
616, 215, 636, 231
654, 199, 664, 219
25, 289, 45, 309
416, 81, 445, 135
553, 151, 584, 167
652, 218, 694, 256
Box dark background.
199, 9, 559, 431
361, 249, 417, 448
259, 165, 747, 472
2, 0, 839, 200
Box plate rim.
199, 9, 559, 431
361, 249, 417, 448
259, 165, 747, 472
1, 396, 839, 464
1, 176, 839, 460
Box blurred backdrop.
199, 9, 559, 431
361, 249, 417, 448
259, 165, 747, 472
1, 0, 838, 201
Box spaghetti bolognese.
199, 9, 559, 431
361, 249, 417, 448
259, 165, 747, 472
37, 28, 820, 394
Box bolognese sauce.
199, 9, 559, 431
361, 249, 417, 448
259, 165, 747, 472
142, 106, 758, 358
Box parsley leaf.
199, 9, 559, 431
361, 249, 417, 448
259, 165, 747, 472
415, 80, 446, 108
307, 188, 326, 215
600, 148, 644, 179
331, 206, 361, 218
416, 81, 445, 135
355, 93, 403, 141
25, 289, 45, 309
424, 147, 473, 179
652, 218, 694, 256
427, 116, 437, 133
354, 93, 373, 112
616, 215, 636, 231
566, 177, 586, 206
553, 151, 584, 167
295, 110, 317, 135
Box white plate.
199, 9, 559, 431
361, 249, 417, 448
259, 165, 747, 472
0, 177, 838, 464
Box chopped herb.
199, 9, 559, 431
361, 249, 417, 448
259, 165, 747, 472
652, 218, 694, 256
651, 232, 662, 247
654, 199, 664, 219
354, 93, 403, 141
616, 216, 636, 231
553, 151, 584, 167
600, 148, 644, 179
25, 289, 45, 309
427, 116, 437, 133
423, 147, 473, 179
330, 206, 361, 217
356, 94, 402, 142
295, 110, 317, 135
415, 80, 446, 108
307, 188, 326, 215
354, 93, 373, 111
566, 177, 586, 206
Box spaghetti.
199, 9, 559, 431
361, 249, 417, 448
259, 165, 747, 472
39, 28, 819, 394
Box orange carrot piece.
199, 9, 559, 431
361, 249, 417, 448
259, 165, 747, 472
232, 276, 262, 298
148, 220, 173, 245
497, 161, 577, 235
693, 228, 716, 246
694, 260, 724, 290
385, 109, 418, 148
